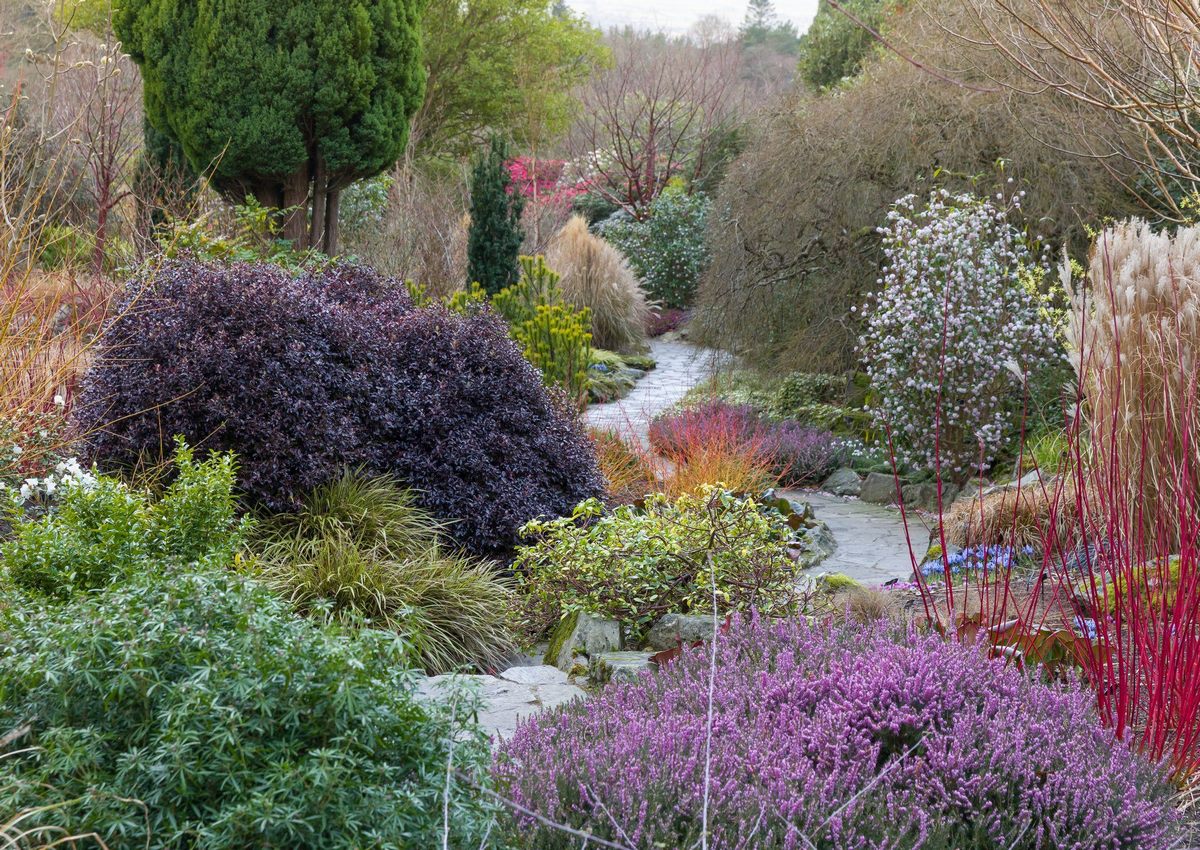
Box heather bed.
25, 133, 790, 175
494, 616, 1178, 849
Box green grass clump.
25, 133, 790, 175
250, 471, 515, 674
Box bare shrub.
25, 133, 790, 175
695, 0, 1141, 374
344, 160, 469, 296
569, 30, 741, 216
545, 215, 650, 353
963, 0, 1200, 219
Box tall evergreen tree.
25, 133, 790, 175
741, 0, 777, 42
467, 136, 525, 294
114, 0, 425, 254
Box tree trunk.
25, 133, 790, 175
280, 168, 311, 250
253, 184, 283, 210
310, 159, 327, 252
324, 189, 341, 256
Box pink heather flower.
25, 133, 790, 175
494, 616, 1178, 849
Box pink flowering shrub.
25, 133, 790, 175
507, 158, 588, 213
494, 617, 1177, 849
861, 189, 1058, 479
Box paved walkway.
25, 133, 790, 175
585, 337, 720, 444
586, 340, 918, 586
788, 490, 919, 585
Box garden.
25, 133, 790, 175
1, 0, 1198, 847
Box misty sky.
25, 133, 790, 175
568, 0, 821, 35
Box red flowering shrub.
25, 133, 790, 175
75, 260, 603, 555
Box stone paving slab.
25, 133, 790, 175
585, 337, 721, 445
417, 668, 586, 742
787, 489, 921, 586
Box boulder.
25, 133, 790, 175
544, 611, 622, 673
900, 481, 960, 512
822, 467, 863, 497
796, 521, 838, 568
645, 613, 717, 652
859, 472, 900, 505
591, 651, 656, 683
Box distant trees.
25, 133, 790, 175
412, 0, 606, 159
113, 0, 426, 254
740, 0, 799, 53
796, 0, 890, 89
570, 31, 740, 217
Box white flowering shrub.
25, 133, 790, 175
15, 458, 99, 505
860, 189, 1058, 478
602, 184, 711, 308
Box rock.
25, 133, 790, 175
892, 481, 959, 512
645, 613, 717, 652
796, 521, 837, 568
763, 489, 815, 521
544, 611, 622, 672
498, 665, 570, 687
859, 472, 900, 505
592, 651, 656, 683
417, 673, 586, 741
822, 467, 863, 497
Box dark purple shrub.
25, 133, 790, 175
647, 307, 689, 337
75, 260, 603, 555
494, 617, 1178, 850
650, 401, 845, 486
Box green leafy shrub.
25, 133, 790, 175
513, 485, 806, 641
251, 471, 515, 674
2, 441, 246, 600
0, 566, 497, 849
772, 371, 846, 412
160, 199, 325, 270
494, 256, 592, 408
797, 0, 892, 89
602, 185, 710, 308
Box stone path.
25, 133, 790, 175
417, 665, 585, 742
585, 337, 720, 444
787, 490, 920, 585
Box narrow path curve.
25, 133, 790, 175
583, 339, 918, 586
585, 337, 719, 444
785, 491, 919, 586
441, 345, 918, 742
